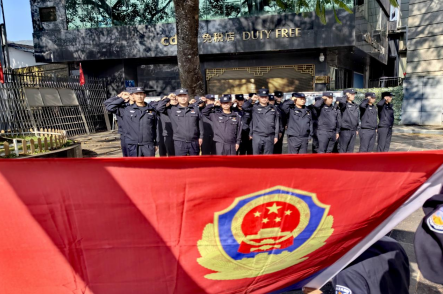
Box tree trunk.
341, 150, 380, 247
173, 0, 205, 97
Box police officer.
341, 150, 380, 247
377, 92, 395, 152
103, 88, 132, 157
200, 94, 217, 155
414, 193, 443, 285
156, 88, 203, 156
303, 236, 410, 294
243, 88, 280, 155
106, 87, 158, 157
155, 93, 176, 157
359, 92, 378, 152
313, 92, 341, 154
268, 94, 284, 154
202, 94, 242, 155
273, 91, 286, 154
337, 89, 359, 153
233, 94, 253, 155
307, 97, 321, 153
281, 92, 313, 154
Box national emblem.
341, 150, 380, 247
197, 186, 334, 280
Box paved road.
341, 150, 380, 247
72, 128, 443, 294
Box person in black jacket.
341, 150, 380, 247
377, 92, 395, 152
337, 88, 360, 153
103, 88, 132, 157
273, 91, 286, 154
243, 88, 280, 155
199, 94, 217, 155
268, 94, 284, 154
359, 92, 378, 152
281, 92, 313, 154
106, 87, 158, 157
155, 93, 176, 157
202, 94, 242, 155
233, 94, 253, 155
313, 92, 341, 154
156, 88, 204, 156
307, 96, 321, 153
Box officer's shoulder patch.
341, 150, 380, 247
258, 108, 262, 111
130, 110, 135, 113
219, 117, 223, 120
427, 206, 443, 234
335, 285, 352, 294
176, 110, 181, 113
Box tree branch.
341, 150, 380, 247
82, 0, 113, 17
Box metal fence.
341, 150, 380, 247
368, 77, 404, 88
0, 72, 109, 137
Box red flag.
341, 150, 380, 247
0, 59, 4, 84
1, 152, 443, 293
79, 63, 85, 86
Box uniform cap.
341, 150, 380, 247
314, 96, 322, 102
220, 94, 232, 103
414, 194, 443, 284
248, 93, 256, 98
382, 91, 395, 98
258, 88, 269, 97
205, 94, 216, 100
322, 91, 334, 97
343, 88, 356, 95
125, 87, 133, 92
268, 94, 275, 101
235, 94, 244, 100
131, 87, 146, 94
292, 92, 306, 98
365, 92, 376, 98
274, 91, 284, 98
175, 88, 188, 95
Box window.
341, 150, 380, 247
39, 7, 57, 22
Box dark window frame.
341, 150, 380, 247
39, 7, 57, 22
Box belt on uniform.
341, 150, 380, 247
340, 128, 357, 131
378, 126, 393, 129
361, 128, 376, 130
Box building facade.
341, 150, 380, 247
30, 0, 396, 96
401, 0, 443, 125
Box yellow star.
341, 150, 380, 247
253, 211, 261, 217
266, 203, 282, 214
262, 218, 269, 223
285, 210, 292, 215
275, 217, 282, 223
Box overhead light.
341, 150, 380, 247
319, 53, 325, 62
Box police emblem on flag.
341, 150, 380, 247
197, 186, 334, 280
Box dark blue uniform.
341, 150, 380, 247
337, 94, 360, 153
359, 95, 378, 152
332, 236, 410, 294
156, 97, 204, 156
313, 95, 341, 154
243, 90, 280, 155
104, 95, 129, 157
199, 95, 217, 155
202, 104, 242, 155
106, 98, 158, 157
233, 94, 253, 155
150, 100, 174, 157
281, 98, 313, 154
307, 97, 321, 153
273, 93, 286, 154
377, 92, 395, 152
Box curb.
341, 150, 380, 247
394, 128, 443, 135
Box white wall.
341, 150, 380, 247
9, 47, 45, 69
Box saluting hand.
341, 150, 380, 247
189, 99, 196, 104
252, 95, 258, 103
170, 100, 178, 106
214, 100, 221, 107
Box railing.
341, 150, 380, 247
1, 128, 69, 158
368, 77, 403, 88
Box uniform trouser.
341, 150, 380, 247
273, 130, 285, 154
377, 127, 393, 152
288, 137, 309, 154
239, 130, 253, 155
120, 135, 128, 157
158, 135, 167, 157
174, 140, 200, 156
215, 142, 237, 155
160, 136, 175, 157
317, 130, 336, 153
127, 143, 156, 157
339, 130, 357, 153
312, 133, 319, 153
359, 129, 376, 152
201, 136, 216, 155
252, 135, 274, 155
